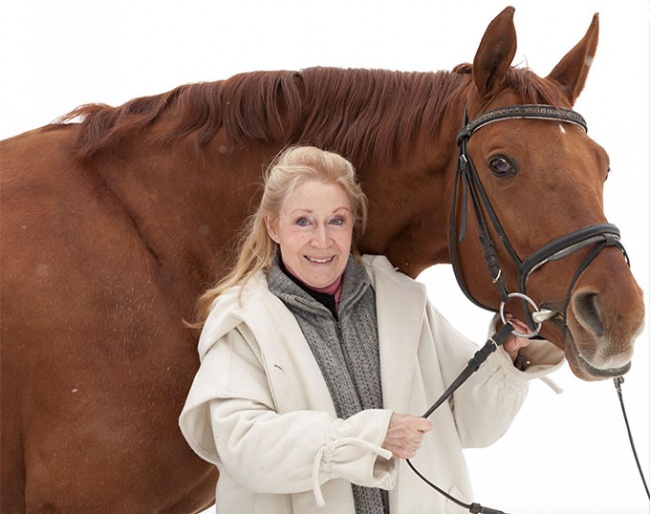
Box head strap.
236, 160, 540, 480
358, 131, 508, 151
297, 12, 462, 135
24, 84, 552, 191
449, 104, 629, 331
456, 104, 587, 143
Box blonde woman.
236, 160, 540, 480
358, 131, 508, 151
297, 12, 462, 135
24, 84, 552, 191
179, 146, 563, 514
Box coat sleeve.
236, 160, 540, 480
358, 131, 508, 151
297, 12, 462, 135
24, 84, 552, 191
179, 327, 398, 506
425, 306, 563, 449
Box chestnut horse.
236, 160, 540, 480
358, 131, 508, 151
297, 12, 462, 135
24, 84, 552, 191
0, 7, 644, 514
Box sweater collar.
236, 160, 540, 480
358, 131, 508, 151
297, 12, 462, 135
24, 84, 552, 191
268, 255, 370, 316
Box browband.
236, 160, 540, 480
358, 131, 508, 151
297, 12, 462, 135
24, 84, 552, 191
456, 104, 588, 143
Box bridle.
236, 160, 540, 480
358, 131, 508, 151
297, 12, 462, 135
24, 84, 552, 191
406, 104, 649, 512
449, 104, 630, 333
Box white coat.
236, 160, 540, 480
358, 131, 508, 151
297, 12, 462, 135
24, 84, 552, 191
179, 255, 564, 513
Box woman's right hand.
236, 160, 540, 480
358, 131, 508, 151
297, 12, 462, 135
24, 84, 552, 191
381, 413, 432, 459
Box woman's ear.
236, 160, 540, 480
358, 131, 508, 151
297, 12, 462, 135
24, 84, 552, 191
264, 215, 279, 244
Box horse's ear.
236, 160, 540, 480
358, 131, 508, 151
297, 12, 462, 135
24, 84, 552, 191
547, 14, 599, 105
472, 6, 517, 99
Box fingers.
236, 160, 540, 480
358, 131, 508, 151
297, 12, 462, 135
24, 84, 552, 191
504, 313, 531, 334
503, 314, 533, 360
381, 413, 433, 459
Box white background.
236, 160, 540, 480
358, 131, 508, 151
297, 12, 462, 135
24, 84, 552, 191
1, 2, 648, 513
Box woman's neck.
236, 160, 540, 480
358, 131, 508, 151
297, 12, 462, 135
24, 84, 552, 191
280, 259, 344, 304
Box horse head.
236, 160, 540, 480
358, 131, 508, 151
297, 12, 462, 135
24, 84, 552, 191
449, 7, 645, 380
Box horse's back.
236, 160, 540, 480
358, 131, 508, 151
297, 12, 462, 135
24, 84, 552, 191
0, 126, 217, 513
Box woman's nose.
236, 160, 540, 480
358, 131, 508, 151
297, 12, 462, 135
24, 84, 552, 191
312, 225, 331, 246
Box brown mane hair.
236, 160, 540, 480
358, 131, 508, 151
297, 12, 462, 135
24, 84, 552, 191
60, 66, 569, 168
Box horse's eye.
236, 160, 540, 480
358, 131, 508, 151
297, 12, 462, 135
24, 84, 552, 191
489, 156, 517, 177
605, 166, 611, 182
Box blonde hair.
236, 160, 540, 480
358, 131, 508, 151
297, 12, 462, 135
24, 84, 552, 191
192, 146, 368, 324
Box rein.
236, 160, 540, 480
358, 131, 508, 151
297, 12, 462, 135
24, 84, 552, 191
406, 105, 649, 512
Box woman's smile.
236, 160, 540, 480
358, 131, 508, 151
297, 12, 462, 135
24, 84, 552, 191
304, 255, 335, 264
265, 180, 354, 289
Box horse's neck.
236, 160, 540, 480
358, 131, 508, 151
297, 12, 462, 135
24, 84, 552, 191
358, 143, 459, 278
95, 141, 270, 287
93, 68, 469, 282
360, 85, 467, 275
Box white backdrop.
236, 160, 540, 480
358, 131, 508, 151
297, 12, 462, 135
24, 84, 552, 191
1, 2, 648, 513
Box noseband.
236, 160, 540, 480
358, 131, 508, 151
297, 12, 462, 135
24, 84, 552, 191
449, 104, 630, 332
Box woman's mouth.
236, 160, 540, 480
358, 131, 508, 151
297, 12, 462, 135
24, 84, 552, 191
304, 256, 335, 264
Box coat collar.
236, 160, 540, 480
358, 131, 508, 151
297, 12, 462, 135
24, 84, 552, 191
199, 255, 428, 414
360, 255, 428, 411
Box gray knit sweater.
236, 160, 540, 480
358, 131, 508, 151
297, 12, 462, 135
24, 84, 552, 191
268, 256, 388, 514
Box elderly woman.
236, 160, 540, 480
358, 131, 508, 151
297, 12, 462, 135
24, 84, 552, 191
179, 146, 563, 514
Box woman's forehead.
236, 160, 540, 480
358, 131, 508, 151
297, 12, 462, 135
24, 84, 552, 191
281, 181, 352, 212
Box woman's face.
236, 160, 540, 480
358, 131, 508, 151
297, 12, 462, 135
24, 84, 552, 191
266, 180, 354, 288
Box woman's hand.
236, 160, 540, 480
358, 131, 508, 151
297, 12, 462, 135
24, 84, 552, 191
381, 413, 432, 459
502, 314, 533, 362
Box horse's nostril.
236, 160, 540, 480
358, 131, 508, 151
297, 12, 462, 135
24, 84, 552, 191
574, 292, 605, 338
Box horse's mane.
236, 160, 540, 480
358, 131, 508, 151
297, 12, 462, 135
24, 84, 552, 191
61, 66, 568, 168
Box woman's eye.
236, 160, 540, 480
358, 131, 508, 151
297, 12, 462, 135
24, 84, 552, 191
330, 216, 345, 226
489, 156, 517, 177
295, 217, 311, 227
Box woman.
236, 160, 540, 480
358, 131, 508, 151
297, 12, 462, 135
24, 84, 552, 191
179, 146, 564, 514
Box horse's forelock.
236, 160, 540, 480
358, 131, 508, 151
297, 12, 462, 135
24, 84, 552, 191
505, 67, 571, 105
456, 64, 570, 106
